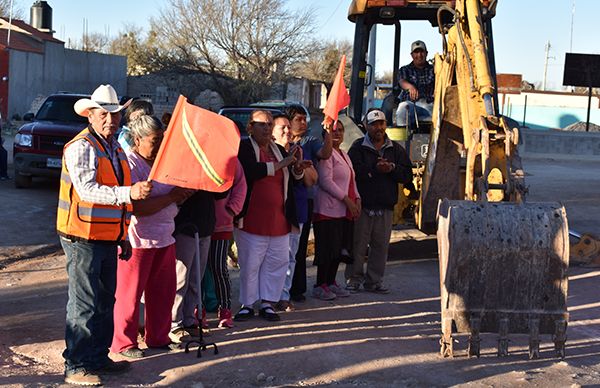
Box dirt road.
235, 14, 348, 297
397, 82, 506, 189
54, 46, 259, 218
1, 157, 599, 387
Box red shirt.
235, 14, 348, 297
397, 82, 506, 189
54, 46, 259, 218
242, 149, 290, 236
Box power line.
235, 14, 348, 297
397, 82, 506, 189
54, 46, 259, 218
322, 0, 346, 29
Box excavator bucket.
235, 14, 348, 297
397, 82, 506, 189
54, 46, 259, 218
437, 200, 569, 359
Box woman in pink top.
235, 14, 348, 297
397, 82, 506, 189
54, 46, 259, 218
111, 115, 193, 358
312, 121, 361, 300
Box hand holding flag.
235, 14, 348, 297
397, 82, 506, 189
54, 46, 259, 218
322, 54, 351, 130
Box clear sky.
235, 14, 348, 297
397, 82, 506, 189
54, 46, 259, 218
17, 0, 600, 91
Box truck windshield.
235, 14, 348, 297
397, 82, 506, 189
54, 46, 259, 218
35, 97, 88, 123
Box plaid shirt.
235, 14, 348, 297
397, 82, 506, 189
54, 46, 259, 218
398, 61, 435, 104
63, 127, 131, 206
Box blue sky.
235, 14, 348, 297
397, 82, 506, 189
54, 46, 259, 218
20, 0, 600, 90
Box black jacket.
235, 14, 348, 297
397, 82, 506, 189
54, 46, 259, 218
348, 136, 413, 210
235, 138, 299, 229
174, 190, 227, 238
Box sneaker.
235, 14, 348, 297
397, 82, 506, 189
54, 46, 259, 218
312, 284, 336, 301
119, 347, 144, 359
218, 308, 234, 328
201, 307, 209, 329
64, 371, 102, 386
148, 342, 181, 351
94, 360, 130, 375
364, 284, 390, 294
329, 282, 350, 297
184, 325, 202, 337
345, 282, 361, 293
169, 327, 194, 344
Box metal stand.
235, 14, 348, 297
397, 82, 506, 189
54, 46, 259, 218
184, 329, 219, 358
183, 232, 219, 358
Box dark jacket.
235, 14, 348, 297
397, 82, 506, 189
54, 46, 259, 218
348, 136, 412, 211
235, 137, 299, 229
175, 190, 227, 238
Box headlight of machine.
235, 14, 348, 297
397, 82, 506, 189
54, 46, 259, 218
15, 133, 33, 147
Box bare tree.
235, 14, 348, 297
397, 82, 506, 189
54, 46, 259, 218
151, 0, 317, 104
73, 32, 111, 53
294, 39, 352, 90
376, 70, 394, 85
108, 24, 168, 76
0, 0, 24, 19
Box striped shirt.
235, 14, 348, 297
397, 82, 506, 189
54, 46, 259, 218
63, 128, 131, 206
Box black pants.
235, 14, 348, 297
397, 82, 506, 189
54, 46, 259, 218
314, 219, 346, 286
207, 239, 232, 310
290, 199, 313, 299
0, 137, 8, 178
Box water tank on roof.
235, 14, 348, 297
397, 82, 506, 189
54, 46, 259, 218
30, 1, 53, 34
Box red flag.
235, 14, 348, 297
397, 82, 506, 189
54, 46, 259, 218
322, 54, 351, 127
149, 95, 240, 192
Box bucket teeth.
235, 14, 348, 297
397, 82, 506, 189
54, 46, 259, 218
528, 317, 540, 359
497, 317, 510, 357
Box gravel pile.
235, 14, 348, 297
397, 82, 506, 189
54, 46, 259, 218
562, 121, 600, 132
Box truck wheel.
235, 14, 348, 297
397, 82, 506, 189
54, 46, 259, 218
14, 173, 32, 188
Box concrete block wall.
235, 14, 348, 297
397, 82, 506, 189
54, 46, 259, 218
520, 129, 600, 160
7, 43, 127, 118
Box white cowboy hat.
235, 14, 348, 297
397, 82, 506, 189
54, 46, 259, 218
74, 84, 132, 117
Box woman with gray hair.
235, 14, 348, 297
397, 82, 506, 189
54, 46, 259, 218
117, 99, 154, 152
111, 115, 194, 358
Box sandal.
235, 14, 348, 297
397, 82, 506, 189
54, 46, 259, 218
234, 306, 255, 321
259, 306, 281, 322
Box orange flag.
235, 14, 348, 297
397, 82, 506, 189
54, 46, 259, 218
322, 54, 351, 127
149, 95, 240, 192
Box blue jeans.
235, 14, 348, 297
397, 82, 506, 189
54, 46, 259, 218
395, 99, 433, 127
280, 223, 303, 301
60, 237, 118, 374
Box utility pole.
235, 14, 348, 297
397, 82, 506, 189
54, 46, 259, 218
570, 0, 575, 53
6, 0, 13, 47
542, 41, 554, 91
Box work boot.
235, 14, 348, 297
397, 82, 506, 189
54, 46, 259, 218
64, 371, 102, 386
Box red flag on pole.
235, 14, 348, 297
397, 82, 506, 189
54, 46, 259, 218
149, 95, 240, 192
322, 54, 351, 127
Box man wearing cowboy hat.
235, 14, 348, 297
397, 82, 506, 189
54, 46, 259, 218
57, 84, 152, 386
395, 40, 435, 129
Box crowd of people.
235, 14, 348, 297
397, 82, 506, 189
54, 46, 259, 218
57, 83, 413, 386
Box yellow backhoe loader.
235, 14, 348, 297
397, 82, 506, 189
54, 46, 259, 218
347, 0, 569, 359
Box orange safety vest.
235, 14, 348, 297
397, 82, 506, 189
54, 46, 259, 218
56, 127, 132, 242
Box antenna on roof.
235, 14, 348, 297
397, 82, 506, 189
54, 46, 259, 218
7, 0, 14, 47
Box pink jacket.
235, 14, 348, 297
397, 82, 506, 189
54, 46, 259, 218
314, 149, 360, 218
214, 160, 247, 233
